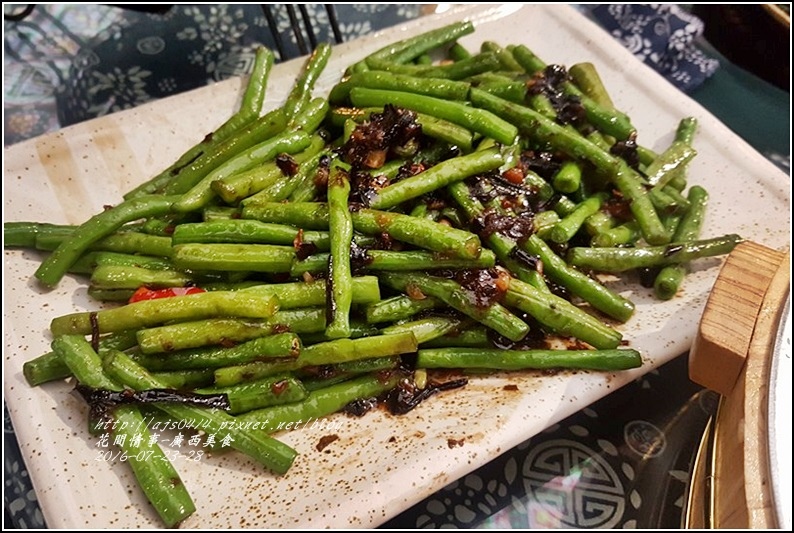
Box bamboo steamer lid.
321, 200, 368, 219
687, 241, 790, 528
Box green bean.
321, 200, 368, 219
299, 321, 379, 344
232, 134, 328, 205
24, 351, 71, 386
52, 334, 122, 390
288, 96, 330, 133
379, 272, 529, 342
255, 150, 328, 204
292, 248, 497, 276
4, 222, 72, 248
201, 207, 239, 221
446, 181, 549, 288
584, 211, 615, 237
349, 87, 518, 145
239, 47, 274, 117
89, 265, 194, 290
325, 164, 354, 339
283, 43, 332, 120
380, 316, 464, 344
243, 202, 330, 229
504, 277, 623, 350
551, 160, 583, 194
369, 147, 504, 209
87, 288, 136, 302
521, 235, 635, 322
352, 208, 483, 260
171, 219, 330, 248
675, 116, 698, 145
448, 42, 471, 61
416, 347, 642, 371
644, 141, 697, 189
171, 243, 295, 273
329, 106, 475, 152
246, 203, 482, 259
473, 80, 528, 104
421, 325, 491, 348
549, 192, 607, 244
210, 155, 303, 206
612, 162, 670, 244
329, 71, 471, 104
51, 290, 280, 336
89, 251, 173, 271
653, 186, 709, 300
363, 21, 474, 67
534, 210, 562, 241
77, 232, 173, 258
371, 52, 502, 80
510, 44, 546, 74
359, 248, 496, 271
197, 375, 308, 415
150, 369, 215, 390
568, 234, 743, 273
414, 114, 475, 151
568, 62, 615, 109
161, 109, 289, 196
648, 186, 687, 216
511, 45, 635, 139
243, 276, 380, 308
364, 294, 443, 324
297, 332, 417, 366
133, 332, 301, 370
109, 405, 197, 527
35, 195, 180, 287
174, 130, 312, 213
481, 41, 525, 72
136, 308, 326, 354
213, 360, 301, 387
234, 373, 403, 430
591, 221, 640, 247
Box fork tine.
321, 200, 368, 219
324, 4, 343, 44
298, 4, 318, 50
285, 4, 308, 56
261, 4, 287, 60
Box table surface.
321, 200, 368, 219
3, 4, 790, 529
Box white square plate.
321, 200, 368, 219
3, 4, 790, 528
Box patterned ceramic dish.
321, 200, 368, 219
3, 4, 790, 528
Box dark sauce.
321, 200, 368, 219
610, 132, 640, 170
384, 376, 468, 415
527, 65, 586, 127
75, 384, 230, 426
520, 150, 561, 181
89, 312, 100, 352
339, 104, 423, 170
275, 153, 300, 176
316, 434, 339, 452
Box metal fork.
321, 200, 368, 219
260, 4, 343, 60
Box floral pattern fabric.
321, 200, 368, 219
3, 4, 424, 145
588, 4, 720, 93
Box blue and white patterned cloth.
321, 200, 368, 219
588, 4, 720, 92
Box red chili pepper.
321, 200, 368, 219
502, 166, 525, 185
128, 286, 205, 304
